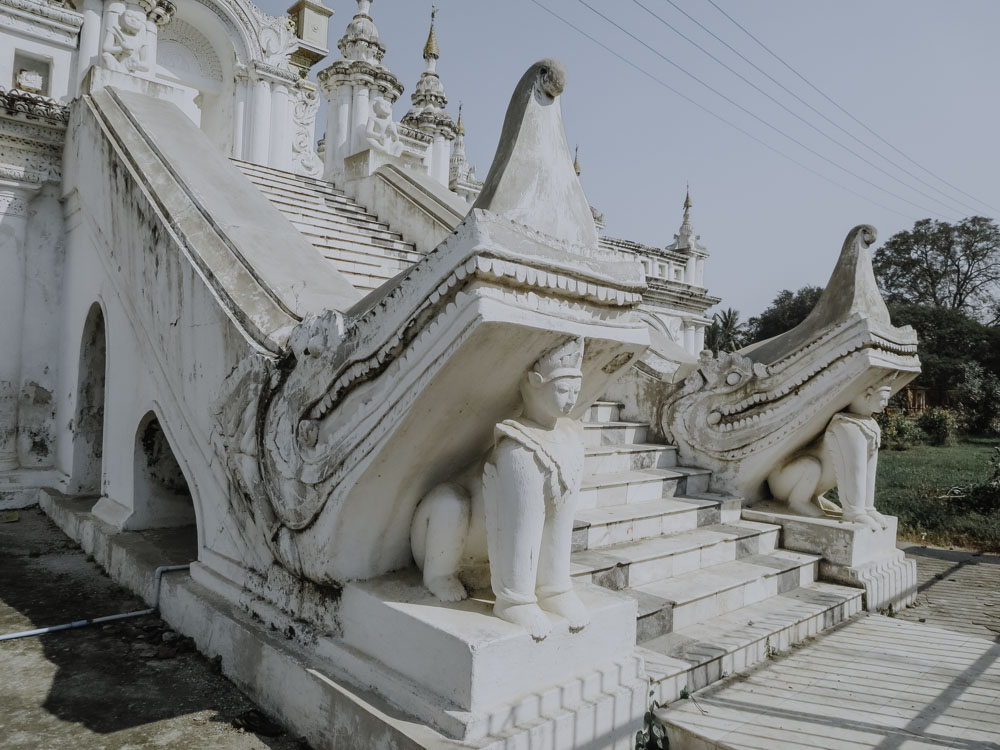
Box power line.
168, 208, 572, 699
574, 0, 949, 219
526, 0, 920, 222
648, 0, 985, 217
702, 0, 1000, 217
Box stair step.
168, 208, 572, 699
260, 190, 388, 223
582, 420, 649, 447
286, 213, 414, 248
232, 159, 345, 192
584, 442, 678, 475
630, 550, 820, 640
640, 581, 863, 704
584, 400, 622, 423
579, 466, 712, 508
571, 520, 780, 590
573, 493, 741, 551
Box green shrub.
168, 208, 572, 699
954, 362, 1000, 436
965, 447, 1000, 514
917, 407, 958, 446
877, 409, 923, 450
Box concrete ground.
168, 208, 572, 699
0, 507, 308, 750
895, 544, 1000, 642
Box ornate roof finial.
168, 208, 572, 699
684, 183, 692, 211
456, 102, 465, 135
573, 145, 581, 176
423, 5, 440, 60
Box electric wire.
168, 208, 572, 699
648, 0, 984, 217
526, 0, 919, 222
702, 0, 1000, 217
573, 0, 948, 219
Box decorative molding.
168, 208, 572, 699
0, 0, 83, 47
0, 88, 70, 124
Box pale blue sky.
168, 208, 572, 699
262, 0, 1000, 320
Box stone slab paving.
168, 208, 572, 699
658, 614, 1000, 749
895, 544, 1000, 642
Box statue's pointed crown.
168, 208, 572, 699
533, 337, 585, 382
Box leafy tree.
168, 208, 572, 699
887, 303, 995, 398
873, 216, 1000, 320
744, 286, 823, 344
704, 307, 745, 354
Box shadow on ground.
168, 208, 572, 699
0, 506, 305, 749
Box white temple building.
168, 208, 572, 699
0, 1, 923, 748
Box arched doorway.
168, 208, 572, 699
132, 411, 196, 529
69, 303, 107, 495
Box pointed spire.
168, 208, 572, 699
684, 184, 692, 211
456, 102, 465, 135
573, 145, 581, 177
423, 5, 440, 60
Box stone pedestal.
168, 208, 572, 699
333, 570, 645, 744
743, 502, 917, 612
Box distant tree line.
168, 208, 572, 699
704, 216, 1000, 435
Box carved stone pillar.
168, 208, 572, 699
78, 0, 105, 88
325, 83, 352, 178
269, 82, 290, 169
350, 84, 369, 156
0, 184, 32, 471
249, 77, 272, 164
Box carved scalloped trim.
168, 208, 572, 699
308, 254, 642, 422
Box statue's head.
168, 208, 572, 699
372, 95, 391, 118
120, 9, 145, 34
523, 337, 584, 419
851, 378, 895, 416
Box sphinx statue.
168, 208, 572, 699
410, 337, 590, 639
767, 381, 894, 529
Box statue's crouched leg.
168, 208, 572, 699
411, 482, 471, 602
767, 455, 831, 518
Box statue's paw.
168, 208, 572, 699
788, 499, 826, 518
426, 575, 468, 602
843, 512, 880, 531
538, 590, 590, 631
867, 509, 890, 530
817, 495, 842, 515
494, 600, 552, 641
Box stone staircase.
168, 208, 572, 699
233, 160, 424, 293
578, 401, 864, 705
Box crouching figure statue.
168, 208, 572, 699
767, 381, 894, 531
410, 337, 591, 640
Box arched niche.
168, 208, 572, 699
132, 410, 197, 529
153, 1, 240, 155
69, 302, 107, 495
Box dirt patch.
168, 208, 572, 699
0, 507, 309, 749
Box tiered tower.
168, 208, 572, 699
667, 188, 709, 287
401, 7, 458, 186
448, 104, 482, 203
317, 0, 403, 179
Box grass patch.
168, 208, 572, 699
877, 438, 1000, 552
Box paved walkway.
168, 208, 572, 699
896, 544, 1000, 642
659, 614, 1000, 749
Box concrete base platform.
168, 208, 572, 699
657, 614, 1000, 749
38, 490, 646, 750
743, 503, 917, 611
